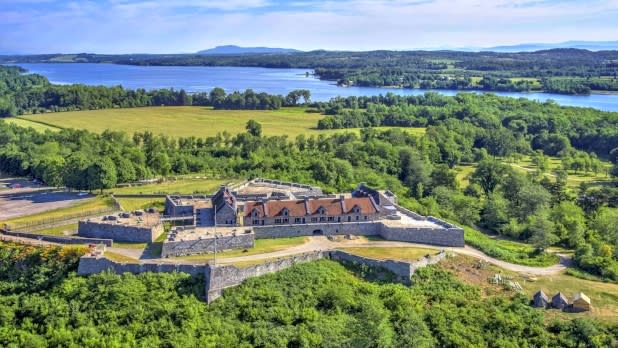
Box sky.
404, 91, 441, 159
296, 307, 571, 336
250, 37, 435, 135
1, 0, 618, 54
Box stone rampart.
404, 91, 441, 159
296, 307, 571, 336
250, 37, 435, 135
205, 251, 325, 302
328, 250, 413, 285
161, 233, 255, 257
76, 250, 449, 303
379, 224, 464, 247
77, 256, 206, 276
253, 221, 380, 239
78, 220, 163, 243
1, 230, 114, 246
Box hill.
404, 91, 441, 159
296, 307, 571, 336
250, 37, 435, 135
197, 45, 300, 55
484, 40, 618, 52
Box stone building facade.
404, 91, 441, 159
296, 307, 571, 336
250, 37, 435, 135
243, 195, 381, 226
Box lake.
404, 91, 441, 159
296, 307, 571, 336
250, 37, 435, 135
14, 63, 618, 112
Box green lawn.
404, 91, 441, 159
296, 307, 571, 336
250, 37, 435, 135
13, 106, 425, 138
172, 236, 309, 261
339, 247, 437, 261
114, 197, 165, 212
1, 196, 117, 228
109, 178, 229, 195
33, 223, 78, 236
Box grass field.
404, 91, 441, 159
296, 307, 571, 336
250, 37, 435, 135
3, 117, 60, 132
13, 106, 426, 138
34, 223, 78, 236
1, 196, 117, 227
172, 236, 308, 262
110, 178, 229, 195
339, 247, 437, 261
114, 197, 165, 212
455, 155, 612, 189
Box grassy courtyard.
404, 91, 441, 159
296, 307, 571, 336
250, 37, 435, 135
11, 106, 426, 138
339, 247, 438, 261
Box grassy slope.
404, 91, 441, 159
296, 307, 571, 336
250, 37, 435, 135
14, 106, 425, 138
442, 255, 618, 324
114, 197, 165, 212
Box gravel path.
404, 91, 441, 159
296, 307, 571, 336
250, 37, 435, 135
109, 236, 570, 275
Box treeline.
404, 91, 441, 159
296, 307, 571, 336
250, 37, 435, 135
0, 65, 310, 116
315, 92, 618, 157
5, 48, 618, 94
0, 242, 616, 347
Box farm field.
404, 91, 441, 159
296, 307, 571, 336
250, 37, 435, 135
12, 106, 426, 138
3, 117, 61, 132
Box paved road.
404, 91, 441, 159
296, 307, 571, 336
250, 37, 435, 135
109, 236, 569, 275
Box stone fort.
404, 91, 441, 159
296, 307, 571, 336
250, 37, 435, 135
77, 179, 464, 257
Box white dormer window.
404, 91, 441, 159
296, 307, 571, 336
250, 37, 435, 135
318, 207, 326, 215
252, 208, 260, 217
282, 208, 289, 216
353, 205, 361, 214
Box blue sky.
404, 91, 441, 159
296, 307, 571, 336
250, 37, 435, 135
1, 0, 617, 54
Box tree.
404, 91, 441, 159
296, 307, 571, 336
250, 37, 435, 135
471, 159, 507, 194
86, 157, 117, 193
527, 210, 558, 250
481, 192, 510, 233
62, 153, 90, 190
550, 201, 586, 248
246, 120, 262, 137
399, 149, 431, 199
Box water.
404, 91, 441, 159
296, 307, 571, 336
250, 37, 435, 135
13, 63, 618, 112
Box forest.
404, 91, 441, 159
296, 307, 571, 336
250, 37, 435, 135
0, 242, 616, 347
3, 48, 618, 94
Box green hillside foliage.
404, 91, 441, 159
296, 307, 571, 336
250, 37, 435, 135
0, 242, 616, 347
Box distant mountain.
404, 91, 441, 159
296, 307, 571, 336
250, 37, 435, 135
482, 40, 618, 52
197, 45, 300, 55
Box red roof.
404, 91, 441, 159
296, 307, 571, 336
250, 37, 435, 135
244, 197, 378, 218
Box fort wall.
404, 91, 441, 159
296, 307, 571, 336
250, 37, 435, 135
78, 249, 448, 304
161, 233, 255, 257
253, 221, 380, 238
1, 230, 114, 246
78, 220, 163, 243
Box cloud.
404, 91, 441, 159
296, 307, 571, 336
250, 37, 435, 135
1, 0, 617, 53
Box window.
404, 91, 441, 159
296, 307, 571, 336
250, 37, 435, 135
319, 217, 326, 222
283, 209, 288, 216
311, 217, 318, 223
283, 218, 289, 223
356, 216, 359, 221
252, 219, 260, 225
327, 216, 334, 222
364, 216, 368, 220
294, 218, 302, 223
275, 218, 282, 224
